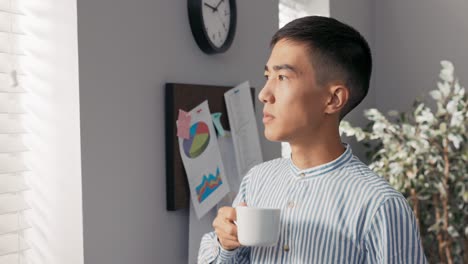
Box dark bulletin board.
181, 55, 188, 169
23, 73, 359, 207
165, 83, 255, 211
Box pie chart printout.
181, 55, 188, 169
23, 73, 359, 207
183, 122, 210, 158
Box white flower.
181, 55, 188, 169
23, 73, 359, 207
448, 226, 460, 238
441, 60, 454, 70
440, 60, 454, 83
415, 108, 435, 124
446, 100, 458, 114
450, 111, 464, 127
414, 103, 425, 115
339, 121, 353, 136
355, 130, 366, 141
402, 124, 415, 135
448, 133, 462, 149
373, 121, 386, 134
365, 108, 383, 120
437, 102, 447, 116
438, 81, 451, 97
420, 138, 430, 149
389, 162, 403, 175
430, 90, 442, 101
440, 122, 447, 133
454, 81, 461, 93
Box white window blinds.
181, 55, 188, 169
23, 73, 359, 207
279, 0, 309, 28
279, 0, 329, 28
0, 0, 31, 263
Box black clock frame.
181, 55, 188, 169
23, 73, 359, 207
188, 0, 237, 54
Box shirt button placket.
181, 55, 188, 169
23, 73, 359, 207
284, 177, 295, 257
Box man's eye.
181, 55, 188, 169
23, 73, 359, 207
264, 75, 269, 80
278, 75, 287, 81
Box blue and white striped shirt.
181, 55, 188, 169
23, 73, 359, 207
198, 144, 428, 263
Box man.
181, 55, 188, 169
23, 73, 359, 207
198, 16, 428, 263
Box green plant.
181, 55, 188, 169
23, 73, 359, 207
340, 61, 467, 263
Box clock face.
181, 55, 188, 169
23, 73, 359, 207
188, 0, 236, 54
202, 0, 231, 48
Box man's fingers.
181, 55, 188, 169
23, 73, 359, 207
214, 206, 242, 251
221, 219, 238, 237
216, 229, 238, 242
218, 206, 236, 221
213, 214, 233, 229
217, 229, 241, 250
213, 218, 238, 236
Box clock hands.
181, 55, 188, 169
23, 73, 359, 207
204, 0, 229, 39
204, 0, 224, 13
203, 2, 217, 12
214, 0, 225, 10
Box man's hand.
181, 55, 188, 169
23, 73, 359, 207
213, 202, 247, 251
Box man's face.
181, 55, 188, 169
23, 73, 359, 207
259, 39, 329, 143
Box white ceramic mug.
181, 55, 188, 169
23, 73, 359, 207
236, 207, 281, 246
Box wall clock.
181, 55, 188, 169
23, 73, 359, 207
188, 0, 237, 54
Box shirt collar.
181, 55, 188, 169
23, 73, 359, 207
288, 143, 353, 179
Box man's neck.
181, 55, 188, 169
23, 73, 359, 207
289, 131, 345, 170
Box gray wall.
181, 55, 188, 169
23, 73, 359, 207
77, 1, 279, 263
331, 0, 468, 160
332, 0, 468, 113
331, 0, 376, 123
374, 0, 468, 112
330, 0, 376, 160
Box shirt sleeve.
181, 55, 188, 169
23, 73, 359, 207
198, 231, 251, 264
197, 168, 254, 263
363, 197, 428, 263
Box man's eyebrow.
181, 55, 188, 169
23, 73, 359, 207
264, 64, 298, 74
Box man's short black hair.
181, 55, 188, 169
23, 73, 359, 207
271, 16, 372, 120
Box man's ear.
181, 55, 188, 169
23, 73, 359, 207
324, 85, 349, 115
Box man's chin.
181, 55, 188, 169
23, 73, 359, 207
264, 129, 286, 142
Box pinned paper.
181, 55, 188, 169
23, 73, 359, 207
177, 101, 230, 219
211, 112, 226, 137
224, 81, 263, 178
177, 109, 191, 139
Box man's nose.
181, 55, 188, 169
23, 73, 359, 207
258, 82, 275, 104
